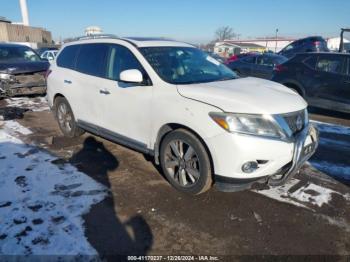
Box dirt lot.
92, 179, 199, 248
0, 96, 349, 260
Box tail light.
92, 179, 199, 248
273, 64, 288, 72
45, 69, 52, 80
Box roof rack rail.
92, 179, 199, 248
67, 34, 120, 42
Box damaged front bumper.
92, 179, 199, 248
214, 124, 319, 192
267, 124, 319, 186
0, 72, 47, 97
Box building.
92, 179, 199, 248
85, 26, 103, 36
224, 38, 296, 53
0, 16, 52, 48
327, 36, 349, 51
214, 42, 268, 57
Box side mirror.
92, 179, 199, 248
120, 69, 143, 83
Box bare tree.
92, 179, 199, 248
215, 26, 236, 41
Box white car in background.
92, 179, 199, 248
46, 35, 319, 195
40, 50, 58, 62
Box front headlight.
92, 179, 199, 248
209, 112, 284, 139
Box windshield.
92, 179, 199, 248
140, 46, 237, 84
0, 45, 41, 62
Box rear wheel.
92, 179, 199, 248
160, 129, 212, 195
54, 96, 84, 138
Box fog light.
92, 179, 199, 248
242, 161, 258, 173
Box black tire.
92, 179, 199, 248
54, 96, 84, 138
160, 129, 212, 195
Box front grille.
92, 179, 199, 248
13, 72, 46, 88
283, 110, 306, 135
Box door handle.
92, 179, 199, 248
64, 80, 72, 84
344, 80, 350, 84
99, 89, 110, 95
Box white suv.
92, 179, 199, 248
46, 36, 319, 194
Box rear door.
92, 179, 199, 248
255, 55, 275, 79
73, 43, 109, 127
310, 54, 348, 109
236, 56, 257, 76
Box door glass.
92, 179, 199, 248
257, 56, 274, 66
106, 45, 146, 81
315, 56, 344, 74
75, 43, 109, 77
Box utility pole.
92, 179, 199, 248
275, 28, 279, 53
19, 0, 30, 26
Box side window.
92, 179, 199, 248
75, 43, 109, 77
106, 44, 147, 81
257, 56, 274, 66
315, 56, 345, 74
303, 55, 317, 69
41, 52, 48, 58
57, 45, 80, 69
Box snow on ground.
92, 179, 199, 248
4, 96, 50, 112
0, 126, 108, 256
310, 120, 350, 182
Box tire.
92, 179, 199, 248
54, 96, 84, 138
160, 129, 212, 195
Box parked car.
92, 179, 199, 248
47, 36, 318, 194
40, 50, 58, 62
278, 36, 329, 58
272, 52, 350, 113
36, 47, 58, 56
226, 53, 288, 79
225, 52, 259, 64
0, 43, 49, 98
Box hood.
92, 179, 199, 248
0, 60, 49, 74
177, 77, 307, 114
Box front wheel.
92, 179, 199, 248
160, 129, 212, 195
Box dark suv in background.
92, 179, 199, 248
0, 43, 49, 98
278, 36, 329, 58
272, 52, 350, 113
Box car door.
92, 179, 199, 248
97, 43, 153, 147
255, 55, 274, 79
312, 54, 347, 105
72, 43, 109, 127
235, 56, 256, 76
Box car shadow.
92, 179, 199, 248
70, 136, 153, 259
309, 106, 350, 120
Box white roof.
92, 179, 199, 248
64, 36, 194, 48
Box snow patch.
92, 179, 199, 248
0, 128, 107, 255
289, 183, 335, 207
310, 161, 350, 181
3, 120, 32, 135
5, 97, 49, 112
311, 120, 350, 136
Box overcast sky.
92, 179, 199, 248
1, 0, 349, 43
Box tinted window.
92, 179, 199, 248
57, 45, 80, 69
315, 56, 345, 74
303, 55, 317, 69
76, 44, 109, 77
106, 44, 147, 81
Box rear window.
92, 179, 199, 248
75, 43, 109, 77
57, 45, 80, 69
